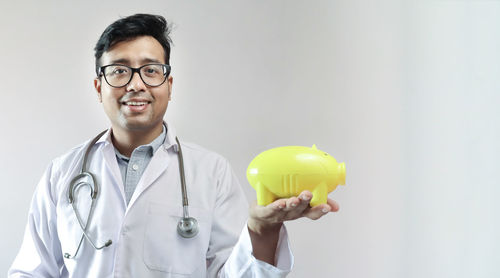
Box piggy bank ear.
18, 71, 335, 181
312, 144, 317, 150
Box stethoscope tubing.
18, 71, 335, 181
65, 130, 198, 259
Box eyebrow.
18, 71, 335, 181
109, 58, 163, 65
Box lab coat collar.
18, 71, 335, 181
90, 122, 180, 210
127, 122, 177, 210
162, 122, 180, 153
95, 128, 113, 146
93, 122, 179, 153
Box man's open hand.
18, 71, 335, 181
246, 190, 339, 265
248, 190, 339, 232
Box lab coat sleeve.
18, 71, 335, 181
8, 162, 65, 277
206, 158, 293, 277
221, 223, 293, 277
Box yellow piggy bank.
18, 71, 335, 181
247, 145, 346, 207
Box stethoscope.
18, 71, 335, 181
63, 130, 199, 259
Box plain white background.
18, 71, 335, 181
1, 1, 499, 277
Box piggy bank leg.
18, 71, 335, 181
256, 182, 275, 206
310, 182, 327, 207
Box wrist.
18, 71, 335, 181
247, 217, 282, 236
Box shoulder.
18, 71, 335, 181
48, 136, 108, 190
36, 138, 96, 204
50, 140, 90, 173
179, 141, 228, 163
177, 141, 233, 175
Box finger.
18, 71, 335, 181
288, 191, 312, 213
298, 190, 313, 203
271, 198, 287, 210
327, 198, 340, 212
249, 198, 286, 219
283, 196, 301, 212
303, 204, 331, 220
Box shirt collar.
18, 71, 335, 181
150, 124, 167, 154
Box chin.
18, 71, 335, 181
122, 118, 163, 131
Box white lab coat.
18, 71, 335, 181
9, 124, 293, 277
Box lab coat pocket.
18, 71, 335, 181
143, 202, 211, 275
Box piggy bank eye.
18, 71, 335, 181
324, 153, 328, 156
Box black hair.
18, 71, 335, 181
94, 14, 172, 75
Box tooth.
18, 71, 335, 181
126, 101, 145, 105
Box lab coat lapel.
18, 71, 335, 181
100, 142, 127, 204
127, 147, 170, 208
95, 130, 127, 205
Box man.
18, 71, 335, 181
9, 14, 339, 277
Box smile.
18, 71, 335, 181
120, 99, 152, 113
122, 101, 150, 106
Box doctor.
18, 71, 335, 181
9, 14, 339, 277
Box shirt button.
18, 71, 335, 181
132, 164, 139, 171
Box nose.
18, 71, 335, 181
126, 71, 147, 91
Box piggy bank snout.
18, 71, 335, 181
337, 162, 346, 185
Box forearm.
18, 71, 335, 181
247, 219, 282, 265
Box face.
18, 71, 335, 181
94, 35, 173, 135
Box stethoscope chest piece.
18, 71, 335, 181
177, 215, 199, 238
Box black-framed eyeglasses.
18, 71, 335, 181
97, 63, 171, 88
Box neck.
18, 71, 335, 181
111, 124, 163, 157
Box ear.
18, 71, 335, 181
167, 75, 173, 101
94, 77, 102, 103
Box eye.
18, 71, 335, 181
114, 68, 127, 74
106, 66, 129, 76
142, 65, 162, 76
